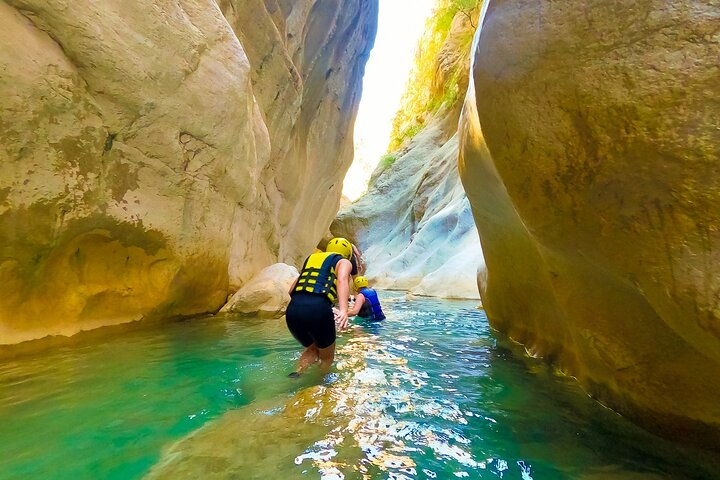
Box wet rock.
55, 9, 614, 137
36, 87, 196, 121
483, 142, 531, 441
220, 263, 298, 318
459, 0, 720, 446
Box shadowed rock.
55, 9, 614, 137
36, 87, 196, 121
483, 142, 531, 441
459, 0, 720, 447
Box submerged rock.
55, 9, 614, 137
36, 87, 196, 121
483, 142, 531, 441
0, 0, 377, 344
459, 0, 720, 445
220, 263, 298, 318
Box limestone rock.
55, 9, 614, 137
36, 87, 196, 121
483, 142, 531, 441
218, 0, 379, 272
333, 7, 482, 300
334, 116, 483, 299
0, 1, 377, 344
459, 0, 720, 445
220, 263, 298, 318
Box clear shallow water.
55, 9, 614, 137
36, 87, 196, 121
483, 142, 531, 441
1, 293, 718, 480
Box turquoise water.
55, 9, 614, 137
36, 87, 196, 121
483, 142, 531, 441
1, 293, 718, 479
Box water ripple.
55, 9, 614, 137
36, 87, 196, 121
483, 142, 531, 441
293, 319, 513, 479
3, 294, 719, 480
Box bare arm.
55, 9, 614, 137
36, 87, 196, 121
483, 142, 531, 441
334, 258, 352, 330
288, 276, 298, 296
351, 244, 365, 275
348, 293, 365, 316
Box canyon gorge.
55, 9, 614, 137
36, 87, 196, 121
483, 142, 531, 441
1, 0, 719, 460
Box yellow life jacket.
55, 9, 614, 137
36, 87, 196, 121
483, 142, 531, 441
293, 252, 344, 302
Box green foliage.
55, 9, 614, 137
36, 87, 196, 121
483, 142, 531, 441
397, 124, 424, 145
379, 153, 397, 169
387, 0, 481, 152
427, 67, 463, 113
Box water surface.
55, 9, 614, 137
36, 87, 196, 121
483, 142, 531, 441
1, 293, 718, 479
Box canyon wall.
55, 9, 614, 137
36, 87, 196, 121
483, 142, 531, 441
333, 1, 483, 299
0, 0, 377, 344
459, 0, 720, 445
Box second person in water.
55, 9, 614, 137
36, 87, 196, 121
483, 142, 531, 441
348, 276, 386, 322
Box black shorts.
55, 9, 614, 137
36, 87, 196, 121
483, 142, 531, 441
286, 292, 336, 349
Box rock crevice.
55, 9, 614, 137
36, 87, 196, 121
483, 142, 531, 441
334, 2, 483, 299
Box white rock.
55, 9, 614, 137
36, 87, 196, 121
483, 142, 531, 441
334, 119, 483, 300
332, 10, 483, 301
220, 263, 298, 317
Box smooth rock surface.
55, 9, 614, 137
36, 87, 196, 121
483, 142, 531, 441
459, 0, 720, 445
0, 0, 377, 344
333, 9, 483, 300
220, 263, 298, 317
334, 116, 483, 299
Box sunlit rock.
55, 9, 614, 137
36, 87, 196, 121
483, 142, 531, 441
220, 263, 298, 318
459, 0, 720, 445
333, 5, 483, 300
335, 121, 483, 299
0, 0, 377, 344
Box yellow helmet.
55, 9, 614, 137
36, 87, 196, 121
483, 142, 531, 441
353, 276, 369, 290
326, 237, 352, 260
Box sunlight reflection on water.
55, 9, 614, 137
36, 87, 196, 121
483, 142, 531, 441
3, 293, 720, 480
291, 300, 530, 480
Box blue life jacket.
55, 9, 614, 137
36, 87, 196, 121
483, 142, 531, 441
358, 287, 385, 321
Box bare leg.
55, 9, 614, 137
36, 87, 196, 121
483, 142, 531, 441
317, 343, 336, 373
296, 343, 320, 373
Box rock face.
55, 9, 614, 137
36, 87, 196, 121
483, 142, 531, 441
333, 4, 483, 299
459, 0, 720, 445
0, 0, 377, 344
334, 119, 483, 299
220, 263, 297, 318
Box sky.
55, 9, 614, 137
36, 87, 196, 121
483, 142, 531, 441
342, 0, 435, 201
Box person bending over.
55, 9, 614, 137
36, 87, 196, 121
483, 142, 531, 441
348, 276, 386, 322
286, 237, 352, 375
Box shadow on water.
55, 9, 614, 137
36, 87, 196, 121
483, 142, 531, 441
480, 337, 720, 480
0, 314, 307, 480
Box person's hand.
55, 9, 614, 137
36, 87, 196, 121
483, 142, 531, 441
335, 309, 349, 331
